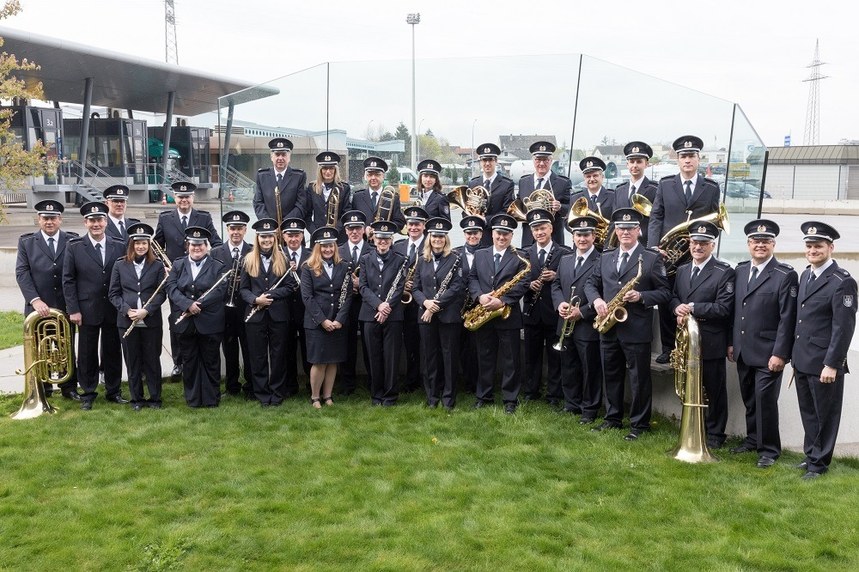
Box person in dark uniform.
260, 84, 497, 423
63, 202, 128, 410
570, 157, 615, 251
455, 215, 485, 394
469, 143, 514, 248
669, 221, 736, 450
253, 137, 308, 222
412, 217, 464, 409
166, 226, 229, 408
517, 141, 571, 248
608, 141, 658, 246
359, 220, 407, 406
552, 216, 602, 422
301, 226, 353, 408
521, 208, 570, 404
394, 206, 427, 392
727, 220, 797, 467
647, 135, 721, 364
415, 159, 451, 220
211, 210, 254, 398
307, 151, 352, 234
15, 199, 80, 400
791, 221, 856, 479
281, 218, 311, 396
108, 223, 167, 410
585, 208, 671, 440
103, 185, 139, 241
154, 180, 222, 377
239, 219, 293, 406
337, 210, 374, 396
351, 156, 406, 239
467, 213, 530, 413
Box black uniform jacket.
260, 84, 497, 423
16, 230, 76, 314
211, 241, 253, 309
518, 172, 572, 246
166, 255, 228, 335
239, 258, 296, 323
62, 235, 125, 326
792, 262, 857, 375
469, 174, 515, 247
669, 257, 736, 360
105, 217, 140, 242
730, 258, 797, 368
584, 244, 671, 343
647, 175, 720, 248
108, 259, 168, 328
420, 190, 451, 221
253, 166, 308, 221
300, 261, 353, 328
154, 209, 222, 261
523, 242, 571, 326
358, 251, 407, 322
609, 177, 657, 245
551, 250, 601, 342
467, 247, 530, 330
339, 240, 374, 267
570, 187, 616, 220
411, 252, 466, 324
393, 236, 424, 261
351, 187, 407, 231
307, 181, 353, 233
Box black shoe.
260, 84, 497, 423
624, 429, 647, 441
106, 395, 129, 404
794, 461, 809, 470
546, 398, 560, 407
80, 400, 93, 411
443, 405, 455, 412
131, 403, 143, 412
62, 391, 81, 401
801, 471, 822, 480
561, 407, 582, 415
148, 402, 163, 409
579, 417, 596, 425
592, 421, 621, 432
730, 443, 756, 454
707, 437, 725, 450
171, 365, 182, 377
504, 403, 517, 414
757, 457, 776, 468
473, 400, 489, 409
655, 351, 671, 364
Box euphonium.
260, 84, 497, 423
607, 193, 653, 248
658, 203, 729, 277
570, 196, 610, 249
507, 189, 556, 222
12, 309, 74, 420
668, 314, 717, 463
446, 185, 489, 218
593, 256, 642, 334
463, 249, 530, 331
552, 286, 580, 351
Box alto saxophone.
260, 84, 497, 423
593, 256, 643, 334
463, 249, 530, 331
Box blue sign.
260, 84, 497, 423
784, 135, 791, 147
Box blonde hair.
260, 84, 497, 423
422, 234, 451, 261
243, 235, 288, 278
306, 242, 343, 277
313, 165, 343, 194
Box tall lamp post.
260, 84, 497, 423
407, 13, 420, 171
471, 118, 477, 176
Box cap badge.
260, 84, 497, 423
622, 213, 631, 221
539, 145, 546, 152
632, 146, 640, 153
263, 223, 271, 230
370, 161, 377, 167
231, 215, 239, 221
684, 141, 692, 148
435, 222, 443, 229
180, 184, 187, 191
193, 230, 201, 238
500, 219, 509, 227
697, 225, 706, 233
350, 215, 357, 222
90, 206, 99, 213
276, 141, 284, 148
45, 204, 54, 211
483, 147, 490, 153
807, 226, 817, 235
323, 231, 331, 238
578, 220, 587, 227
289, 222, 297, 228
324, 155, 331, 161
757, 224, 766, 233
586, 161, 593, 168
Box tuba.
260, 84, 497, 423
463, 249, 530, 331
569, 196, 610, 249
507, 189, 556, 221
668, 314, 717, 463
12, 309, 75, 420
446, 185, 489, 218
658, 203, 729, 277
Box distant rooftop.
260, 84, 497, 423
767, 145, 859, 165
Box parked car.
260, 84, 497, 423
722, 180, 771, 199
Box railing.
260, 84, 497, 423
213, 165, 255, 202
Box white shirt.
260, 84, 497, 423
749, 256, 774, 280
808, 258, 834, 280
88, 235, 107, 264
533, 173, 550, 189
680, 174, 699, 190
190, 256, 206, 280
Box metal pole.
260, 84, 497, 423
78, 77, 93, 184
220, 100, 235, 200
162, 91, 175, 199
411, 23, 416, 170
567, 55, 583, 179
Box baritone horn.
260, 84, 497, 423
570, 196, 610, 248
12, 309, 74, 420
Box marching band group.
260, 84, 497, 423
15, 135, 857, 479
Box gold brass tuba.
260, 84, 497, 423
668, 314, 717, 463
593, 256, 642, 334
569, 196, 610, 249
446, 185, 489, 218
463, 249, 530, 331
658, 203, 729, 277
12, 309, 75, 420
607, 193, 653, 248
507, 189, 556, 222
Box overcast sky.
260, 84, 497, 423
4, 0, 858, 149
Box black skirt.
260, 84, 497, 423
305, 326, 348, 364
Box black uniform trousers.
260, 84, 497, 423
458, 327, 478, 393
702, 357, 728, 445
223, 305, 253, 397
601, 339, 652, 430
474, 325, 521, 405
245, 316, 288, 405
120, 325, 162, 405
523, 323, 562, 402
794, 369, 844, 474
363, 320, 403, 405
179, 324, 222, 408
736, 356, 783, 459
340, 302, 372, 394
78, 322, 122, 401
284, 308, 309, 396
561, 338, 602, 418
419, 320, 460, 408
401, 303, 422, 391
658, 274, 677, 353
170, 329, 183, 368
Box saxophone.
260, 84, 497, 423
464, 249, 531, 331
593, 256, 643, 334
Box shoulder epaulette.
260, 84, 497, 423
736, 260, 750, 266
499, 174, 513, 181
615, 181, 629, 189
258, 167, 271, 173
107, 236, 124, 244
703, 177, 719, 185
603, 247, 618, 253
68, 235, 85, 243
468, 176, 481, 183
159, 210, 172, 216
556, 174, 571, 181
660, 174, 675, 181
290, 168, 305, 174
18, 232, 35, 240
66, 231, 79, 238
196, 210, 211, 216
777, 262, 794, 271
838, 268, 851, 277
713, 259, 731, 268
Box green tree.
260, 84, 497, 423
386, 165, 400, 187
394, 122, 411, 165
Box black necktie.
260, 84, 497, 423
95, 243, 103, 267
181, 215, 188, 229
484, 179, 491, 189
352, 245, 359, 262
684, 180, 693, 203
119, 220, 125, 237
47, 237, 55, 257
232, 247, 239, 260
574, 255, 583, 278
494, 253, 501, 274
372, 191, 378, 208
590, 194, 597, 205
749, 266, 758, 284
618, 251, 629, 274
538, 249, 546, 268
536, 177, 544, 190
291, 252, 298, 266
276, 173, 283, 188
808, 272, 816, 286
409, 243, 416, 264
691, 266, 700, 286
629, 185, 636, 205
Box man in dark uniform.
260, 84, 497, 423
521, 208, 570, 404
517, 141, 571, 248
647, 135, 721, 364
469, 143, 514, 248
791, 221, 856, 479
15, 199, 80, 400
455, 215, 485, 394
727, 220, 797, 467
307, 151, 352, 235
253, 137, 308, 223
154, 181, 222, 377
467, 213, 530, 413
552, 216, 602, 421
585, 208, 671, 440
669, 221, 736, 450
63, 202, 128, 410
570, 157, 615, 251
609, 141, 658, 246
103, 185, 139, 242
415, 159, 451, 220
337, 210, 374, 395
351, 156, 407, 236
394, 206, 427, 392
281, 217, 311, 396
210, 210, 253, 398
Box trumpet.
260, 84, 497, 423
552, 287, 581, 351
175, 269, 234, 325
401, 257, 419, 304
569, 196, 610, 249
224, 249, 243, 308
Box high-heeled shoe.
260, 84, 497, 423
311, 397, 322, 409
322, 395, 334, 406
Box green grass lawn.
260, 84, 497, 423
0, 311, 23, 350
1, 385, 857, 571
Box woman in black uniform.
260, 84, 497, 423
240, 218, 293, 407
300, 226, 352, 408
307, 151, 352, 234
415, 158, 450, 221
108, 223, 168, 410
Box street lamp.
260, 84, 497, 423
407, 12, 420, 171
471, 118, 477, 176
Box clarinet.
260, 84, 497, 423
423, 253, 461, 323
523, 245, 554, 317
333, 262, 352, 317
244, 270, 293, 323
384, 257, 411, 303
